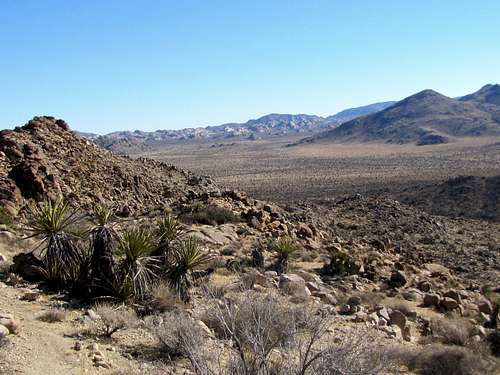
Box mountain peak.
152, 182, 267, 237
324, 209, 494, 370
460, 83, 500, 105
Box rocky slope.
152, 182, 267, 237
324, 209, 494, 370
0, 117, 220, 217
397, 175, 500, 222
303, 84, 500, 145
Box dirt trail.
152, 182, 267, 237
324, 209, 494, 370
0, 282, 90, 374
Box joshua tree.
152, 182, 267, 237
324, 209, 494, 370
27, 199, 86, 287
272, 236, 298, 274
166, 236, 213, 302
116, 227, 158, 300
89, 205, 117, 293
152, 214, 183, 261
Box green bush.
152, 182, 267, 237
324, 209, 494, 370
0, 206, 12, 226
180, 204, 239, 226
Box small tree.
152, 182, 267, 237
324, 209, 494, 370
27, 199, 87, 288
272, 236, 298, 274
89, 205, 117, 293
115, 227, 158, 300
153, 214, 183, 261
166, 236, 213, 302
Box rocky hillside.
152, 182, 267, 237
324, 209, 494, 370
304, 85, 500, 145
397, 175, 500, 222
0, 116, 221, 217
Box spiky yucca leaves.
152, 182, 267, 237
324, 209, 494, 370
167, 236, 213, 302
153, 214, 183, 261
27, 199, 87, 287
89, 205, 117, 293
116, 227, 159, 300
272, 236, 298, 274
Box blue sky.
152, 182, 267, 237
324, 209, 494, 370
1, 1, 499, 134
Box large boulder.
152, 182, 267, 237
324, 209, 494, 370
11, 251, 44, 281
279, 274, 310, 299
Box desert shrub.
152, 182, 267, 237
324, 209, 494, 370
93, 303, 138, 337
358, 291, 385, 308
37, 309, 67, 322
201, 283, 226, 300
271, 236, 298, 274
150, 282, 183, 313
180, 204, 239, 226
115, 227, 159, 300
427, 317, 473, 346
488, 330, 500, 357
322, 244, 361, 276
166, 236, 213, 302
146, 312, 209, 372
396, 344, 497, 375
204, 292, 395, 375
0, 261, 11, 278
0, 206, 12, 226
27, 199, 88, 288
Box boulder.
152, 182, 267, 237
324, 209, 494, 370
296, 224, 314, 238
11, 251, 44, 281
443, 290, 462, 303
0, 324, 9, 339
389, 270, 407, 288
441, 297, 459, 311
417, 280, 431, 292
313, 291, 338, 305
389, 310, 407, 331
478, 300, 493, 315
279, 274, 309, 299
0, 314, 19, 334
378, 307, 391, 322
423, 293, 440, 307
346, 296, 362, 306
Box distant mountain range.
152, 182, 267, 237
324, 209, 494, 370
76, 102, 396, 151
302, 84, 500, 145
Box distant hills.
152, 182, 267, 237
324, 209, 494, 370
304, 84, 500, 145
326, 101, 395, 123
77, 102, 396, 151
78, 84, 500, 150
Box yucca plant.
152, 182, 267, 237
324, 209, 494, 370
89, 205, 117, 293
167, 236, 213, 302
27, 199, 87, 287
272, 236, 298, 274
116, 227, 159, 300
152, 214, 183, 261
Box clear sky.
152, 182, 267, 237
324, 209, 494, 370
1, 1, 499, 134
